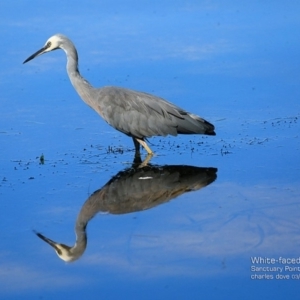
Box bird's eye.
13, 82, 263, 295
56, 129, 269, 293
46, 41, 51, 48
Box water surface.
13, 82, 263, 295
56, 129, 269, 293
1, 1, 300, 299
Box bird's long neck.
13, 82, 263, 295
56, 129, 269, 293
70, 220, 88, 259
64, 45, 98, 108
59, 220, 88, 262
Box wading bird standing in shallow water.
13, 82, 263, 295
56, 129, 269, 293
23, 34, 215, 156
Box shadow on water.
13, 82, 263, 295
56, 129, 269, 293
34, 162, 217, 262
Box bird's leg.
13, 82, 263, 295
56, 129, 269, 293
134, 138, 154, 155
133, 137, 141, 156
132, 138, 142, 167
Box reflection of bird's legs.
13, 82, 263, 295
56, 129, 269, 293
134, 137, 154, 155
132, 154, 142, 167
132, 137, 153, 167
139, 154, 153, 168
132, 153, 153, 168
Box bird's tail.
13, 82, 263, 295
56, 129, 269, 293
177, 113, 216, 136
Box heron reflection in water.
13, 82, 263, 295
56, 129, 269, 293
35, 164, 217, 262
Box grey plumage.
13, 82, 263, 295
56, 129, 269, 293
23, 34, 215, 155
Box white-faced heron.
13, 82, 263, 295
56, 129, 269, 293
23, 34, 216, 155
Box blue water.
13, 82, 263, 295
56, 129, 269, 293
1, 1, 300, 299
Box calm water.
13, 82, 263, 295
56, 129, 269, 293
1, 1, 300, 299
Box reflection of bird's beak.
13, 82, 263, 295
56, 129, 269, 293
23, 46, 47, 64
35, 231, 60, 252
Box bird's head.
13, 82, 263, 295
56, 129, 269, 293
35, 231, 78, 262
23, 34, 68, 64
